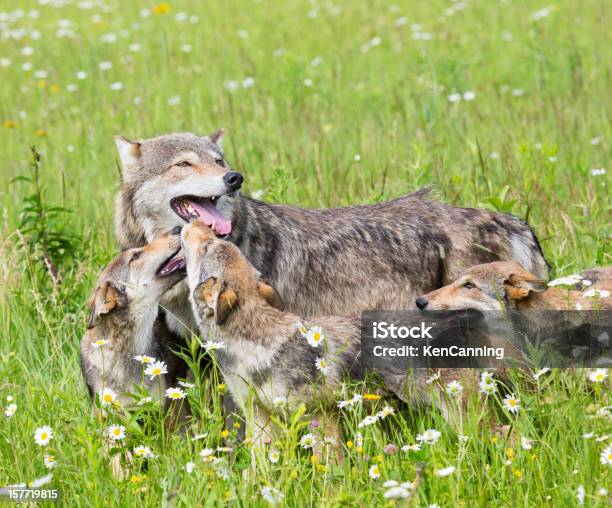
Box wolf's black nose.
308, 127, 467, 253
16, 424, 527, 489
415, 297, 429, 310
171, 226, 182, 235
223, 171, 243, 191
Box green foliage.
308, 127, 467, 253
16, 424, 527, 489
11, 147, 76, 283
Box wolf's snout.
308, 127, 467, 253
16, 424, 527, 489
223, 171, 243, 191
415, 297, 429, 310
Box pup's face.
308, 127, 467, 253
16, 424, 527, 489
416, 261, 548, 312
115, 130, 243, 241
181, 220, 283, 325
86, 229, 186, 329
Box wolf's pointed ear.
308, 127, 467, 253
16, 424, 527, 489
208, 128, 224, 148
504, 273, 548, 301
257, 280, 284, 311
114, 135, 141, 174
86, 281, 121, 329
216, 287, 239, 325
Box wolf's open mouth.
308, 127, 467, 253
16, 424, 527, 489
170, 195, 231, 237
157, 249, 186, 278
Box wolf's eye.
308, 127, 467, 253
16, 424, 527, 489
215, 158, 225, 167
463, 281, 476, 289
176, 161, 191, 167
129, 251, 142, 263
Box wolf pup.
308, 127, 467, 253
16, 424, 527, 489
80, 228, 188, 410
181, 220, 364, 445
416, 261, 611, 366
416, 261, 611, 312
113, 131, 548, 338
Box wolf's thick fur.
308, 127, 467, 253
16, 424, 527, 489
181, 221, 484, 440
113, 131, 549, 337
80, 231, 188, 410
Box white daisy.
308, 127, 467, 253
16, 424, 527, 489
185, 461, 195, 473
369, 464, 381, 479
503, 394, 521, 414
480, 380, 497, 395
137, 396, 153, 406
107, 425, 126, 441
426, 371, 441, 384
588, 369, 608, 383
401, 443, 422, 452
203, 340, 225, 351
178, 381, 195, 389
99, 387, 118, 406
416, 429, 441, 445
5, 403, 17, 417
377, 406, 395, 418
43, 454, 56, 469
199, 448, 215, 458
315, 357, 330, 376
300, 433, 317, 449
305, 326, 324, 347
133, 445, 156, 459
92, 339, 109, 348
446, 380, 463, 398
134, 354, 155, 364
358, 415, 379, 428
295, 321, 308, 337
34, 425, 53, 446
144, 360, 168, 380
268, 449, 280, 463
165, 387, 187, 400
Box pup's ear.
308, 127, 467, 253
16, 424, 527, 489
114, 135, 141, 175
257, 280, 284, 311
194, 277, 218, 307
87, 281, 121, 329
194, 276, 239, 325
216, 287, 239, 325
207, 128, 224, 148
504, 272, 548, 300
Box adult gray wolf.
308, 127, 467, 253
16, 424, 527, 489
113, 130, 549, 338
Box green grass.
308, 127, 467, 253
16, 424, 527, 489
0, 0, 610, 506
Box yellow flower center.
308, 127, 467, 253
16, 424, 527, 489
509, 399, 517, 406
313, 332, 321, 341
41, 433, 47, 440
104, 394, 112, 402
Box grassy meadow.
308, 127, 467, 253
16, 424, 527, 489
0, 0, 611, 506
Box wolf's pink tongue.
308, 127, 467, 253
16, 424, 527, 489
189, 200, 232, 235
